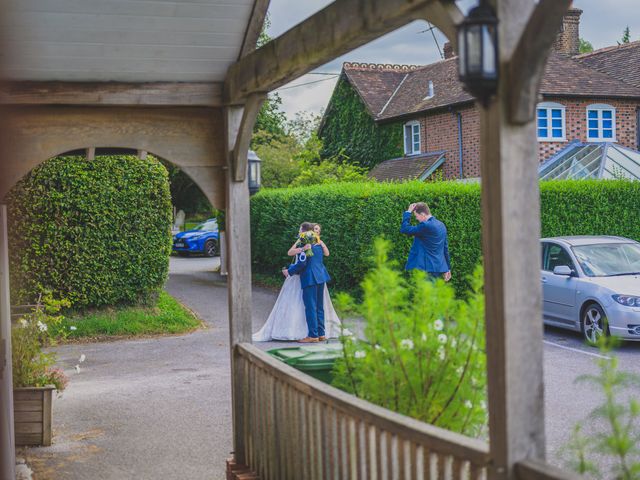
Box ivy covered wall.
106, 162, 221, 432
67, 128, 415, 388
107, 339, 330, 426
319, 77, 404, 169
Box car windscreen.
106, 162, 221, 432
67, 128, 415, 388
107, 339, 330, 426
571, 243, 640, 277
195, 220, 217, 232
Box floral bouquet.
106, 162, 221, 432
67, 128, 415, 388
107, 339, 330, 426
297, 230, 319, 258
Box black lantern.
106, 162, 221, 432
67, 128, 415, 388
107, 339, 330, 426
457, 0, 499, 105
247, 150, 262, 195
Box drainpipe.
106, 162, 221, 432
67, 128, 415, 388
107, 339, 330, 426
457, 112, 464, 179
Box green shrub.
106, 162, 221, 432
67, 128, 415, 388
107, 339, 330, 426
250, 180, 640, 294
6, 155, 172, 309
332, 239, 487, 437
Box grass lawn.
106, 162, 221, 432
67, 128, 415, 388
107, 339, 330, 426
57, 291, 202, 341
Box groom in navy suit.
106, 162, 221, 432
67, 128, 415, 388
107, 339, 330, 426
400, 202, 452, 281
283, 227, 331, 343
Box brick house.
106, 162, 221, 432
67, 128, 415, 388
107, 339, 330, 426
318, 8, 640, 181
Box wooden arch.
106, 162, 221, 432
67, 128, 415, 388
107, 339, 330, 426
0, 106, 226, 208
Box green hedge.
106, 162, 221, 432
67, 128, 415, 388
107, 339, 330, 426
251, 180, 640, 294
6, 155, 172, 309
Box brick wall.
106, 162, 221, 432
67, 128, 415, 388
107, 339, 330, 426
537, 97, 640, 162
411, 97, 639, 179
419, 104, 481, 179
552, 8, 582, 56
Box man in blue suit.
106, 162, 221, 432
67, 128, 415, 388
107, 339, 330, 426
400, 202, 451, 281
283, 230, 331, 343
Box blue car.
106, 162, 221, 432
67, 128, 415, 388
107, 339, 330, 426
173, 218, 219, 257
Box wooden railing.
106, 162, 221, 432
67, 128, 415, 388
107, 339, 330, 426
234, 343, 491, 480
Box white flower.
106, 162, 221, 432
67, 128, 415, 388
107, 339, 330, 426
342, 328, 354, 337
480, 400, 487, 410
69, 326, 77, 331
456, 366, 464, 375
421, 332, 427, 342
374, 345, 386, 353
434, 319, 444, 331
36, 321, 48, 332
464, 400, 473, 409
438, 333, 448, 344
451, 338, 457, 348
79, 354, 86, 363
437, 347, 446, 360
400, 339, 414, 350
354, 351, 366, 359
19, 319, 28, 328
74, 365, 81, 374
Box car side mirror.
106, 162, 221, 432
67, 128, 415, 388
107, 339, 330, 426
553, 265, 573, 276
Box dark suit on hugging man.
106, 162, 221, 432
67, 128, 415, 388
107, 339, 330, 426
287, 243, 331, 340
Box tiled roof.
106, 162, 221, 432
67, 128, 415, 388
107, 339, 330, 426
540, 52, 640, 98
378, 58, 472, 120
342, 50, 640, 122
574, 40, 640, 88
368, 151, 445, 182
342, 62, 420, 116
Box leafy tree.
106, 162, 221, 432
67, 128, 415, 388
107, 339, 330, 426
579, 38, 594, 54
164, 163, 211, 214
619, 26, 631, 45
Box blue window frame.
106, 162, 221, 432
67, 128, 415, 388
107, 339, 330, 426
536, 103, 566, 141
586, 105, 616, 142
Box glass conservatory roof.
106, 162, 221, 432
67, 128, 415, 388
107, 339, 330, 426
539, 143, 640, 181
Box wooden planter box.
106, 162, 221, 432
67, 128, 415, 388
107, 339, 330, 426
13, 386, 55, 446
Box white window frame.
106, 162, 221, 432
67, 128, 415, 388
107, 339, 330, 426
404, 121, 421, 156
586, 104, 616, 142
536, 102, 566, 142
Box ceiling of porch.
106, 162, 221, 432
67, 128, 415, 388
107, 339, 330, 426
1, 0, 257, 82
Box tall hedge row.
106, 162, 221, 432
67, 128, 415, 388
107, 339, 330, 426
6, 155, 173, 309
250, 180, 640, 294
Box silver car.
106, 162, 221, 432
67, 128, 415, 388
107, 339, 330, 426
541, 236, 640, 344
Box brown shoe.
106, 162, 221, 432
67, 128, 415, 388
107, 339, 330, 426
318, 336, 327, 341
299, 337, 319, 343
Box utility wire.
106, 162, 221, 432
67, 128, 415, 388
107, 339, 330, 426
275, 75, 340, 91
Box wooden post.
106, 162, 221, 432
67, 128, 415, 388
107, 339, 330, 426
137, 150, 148, 160
0, 205, 16, 480
225, 106, 254, 465
86, 147, 95, 160
480, 2, 547, 477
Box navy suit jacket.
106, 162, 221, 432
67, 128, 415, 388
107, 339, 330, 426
400, 212, 451, 273
287, 244, 331, 288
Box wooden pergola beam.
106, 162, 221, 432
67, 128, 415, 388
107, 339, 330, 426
224, 0, 462, 102
0, 81, 223, 107
238, 0, 271, 59
508, 0, 571, 123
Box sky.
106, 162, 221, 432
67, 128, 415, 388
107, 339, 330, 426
265, 0, 640, 120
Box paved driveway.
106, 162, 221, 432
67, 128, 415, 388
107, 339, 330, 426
23, 257, 278, 480
21, 257, 640, 478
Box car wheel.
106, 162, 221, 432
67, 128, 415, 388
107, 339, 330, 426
204, 239, 218, 257
581, 303, 608, 346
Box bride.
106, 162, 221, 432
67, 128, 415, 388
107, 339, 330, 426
252, 223, 341, 342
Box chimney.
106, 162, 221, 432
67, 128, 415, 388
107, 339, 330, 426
443, 42, 455, 59
553, 7, 583, 56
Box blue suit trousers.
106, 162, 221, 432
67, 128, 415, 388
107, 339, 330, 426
302, 283, 325, 338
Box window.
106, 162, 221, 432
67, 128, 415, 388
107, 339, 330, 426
543, 243, 575, 273
404, 121, 421, 155
586, 104, 616, 141
536, 102, 565, 141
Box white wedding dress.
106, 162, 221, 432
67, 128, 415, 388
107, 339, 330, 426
252, 274, 341, 341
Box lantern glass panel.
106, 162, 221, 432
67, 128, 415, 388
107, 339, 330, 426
482, 25, 496, 76
458, 29, 466, 75
467, 25, 482, 73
